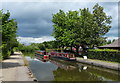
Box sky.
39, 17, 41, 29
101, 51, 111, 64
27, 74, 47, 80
1, 0, 119, 44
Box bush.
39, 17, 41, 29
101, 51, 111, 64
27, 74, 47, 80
18, 45, 38, 53
2, 50, 11, 59
85, 49, 120, 63
2, 44, 11, 59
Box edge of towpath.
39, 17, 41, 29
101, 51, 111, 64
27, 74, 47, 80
76, 57, 120, 71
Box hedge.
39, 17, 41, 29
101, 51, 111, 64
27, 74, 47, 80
2, 44, 11, 59
83, 49, 120, 63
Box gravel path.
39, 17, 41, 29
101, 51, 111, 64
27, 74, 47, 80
76, 57, 120, 71
1, 52, 33, 81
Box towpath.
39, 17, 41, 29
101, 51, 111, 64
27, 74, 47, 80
76, 57, 120, 71
1, 52, 34, 81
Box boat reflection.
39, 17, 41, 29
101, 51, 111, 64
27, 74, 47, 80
35, 55, 89, 71
49, 59, 76, 70
35, 55, 77, 70
28, 55, 120, 81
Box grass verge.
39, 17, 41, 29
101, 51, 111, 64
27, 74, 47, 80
22, 55, 29, 66
0, 55, 2, 62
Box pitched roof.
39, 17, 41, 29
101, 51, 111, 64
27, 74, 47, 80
99, 38, 120, 48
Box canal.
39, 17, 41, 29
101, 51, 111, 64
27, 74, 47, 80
25, 55, 120, 82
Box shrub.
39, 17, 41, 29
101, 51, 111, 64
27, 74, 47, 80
2, 44, 11, 59
2, 50, 11, 59
85, 49, 120, 63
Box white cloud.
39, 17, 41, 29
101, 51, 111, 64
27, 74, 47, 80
106, 36, 119, 41
17, 36, 119, 45
17, 36, 55, 45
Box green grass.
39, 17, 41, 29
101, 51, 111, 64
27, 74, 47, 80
22, 55, 29, 66
90, 59, 120, 64
0, 55, 2, 62
22, 52, 35, 58
21, 52, 35, 66
88, 49, 119, 52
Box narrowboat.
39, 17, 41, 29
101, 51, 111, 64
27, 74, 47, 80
50, 52, 76, 61
35, 50, 76, 61
35, 50, 50, 59
35, 55, 49, 62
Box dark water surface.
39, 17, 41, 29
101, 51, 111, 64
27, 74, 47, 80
25, 56, 120, 82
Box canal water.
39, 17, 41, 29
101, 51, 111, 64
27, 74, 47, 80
25, 56, 120, 82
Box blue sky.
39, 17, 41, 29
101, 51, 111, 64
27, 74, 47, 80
1, 0, 119, 44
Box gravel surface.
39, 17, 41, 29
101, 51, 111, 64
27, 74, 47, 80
1, 52, 33, 81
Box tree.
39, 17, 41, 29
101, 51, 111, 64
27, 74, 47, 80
52, 10, 67, 48
1, 10, 18, 59
52, 3, 112, 56
38, 43, 45, 50
92, 3, 112, 46
52, 8, 94, 54
0, 10, 2, 58
72, 8, 95, 54
52, 10, 80, 51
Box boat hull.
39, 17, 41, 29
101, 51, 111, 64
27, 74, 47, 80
50, 55, 76, 61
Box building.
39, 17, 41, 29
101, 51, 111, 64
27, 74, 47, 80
98, 38, 120, 50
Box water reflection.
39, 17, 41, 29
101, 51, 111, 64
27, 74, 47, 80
28, 59, 58, 81
26, 56, 120, 81
50, 59, 76, 70
53, 67, 104, 81
52, 59, 105, 81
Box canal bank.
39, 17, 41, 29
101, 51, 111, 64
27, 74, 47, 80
26, 55, 120, 81
76, 57, 120, 71
1, 52, 35, 81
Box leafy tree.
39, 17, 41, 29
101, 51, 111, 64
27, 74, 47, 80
0, 10, 2, 60
38, 43, 45, 50
72, 8, 95, 54
92, 3, 112, 46
1, 10, 18, 59
52, 10, 67, 48
52, 3, 112, 55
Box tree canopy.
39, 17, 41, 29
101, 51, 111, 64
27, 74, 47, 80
0, 10, 18, 59
52, 3, 112, 55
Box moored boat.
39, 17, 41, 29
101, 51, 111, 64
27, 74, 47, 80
35, 50, 50, 59
49, 52, 76, 61
35, 50, 76, 61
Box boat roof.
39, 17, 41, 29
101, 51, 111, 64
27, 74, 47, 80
36, 50, 45, 52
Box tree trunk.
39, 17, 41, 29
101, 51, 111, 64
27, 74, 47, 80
75, 46, 79, 56
60, 47, 62, 52
10, 47, 14, 55
81, 45, 87, 55
70, 46, 72, 52
61, 46, 64, 52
